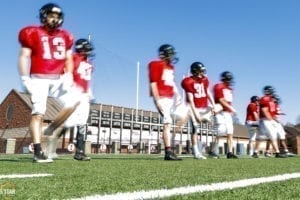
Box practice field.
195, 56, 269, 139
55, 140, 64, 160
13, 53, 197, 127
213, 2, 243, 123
0, 154, 299, 200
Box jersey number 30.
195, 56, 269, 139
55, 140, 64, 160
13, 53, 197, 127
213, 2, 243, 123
194, 83, 206, 98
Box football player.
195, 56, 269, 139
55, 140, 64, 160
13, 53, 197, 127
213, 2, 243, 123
181, 62, 216, 159
271, 94, 295, 157
148, 44, 182, 161
245, 96, 260, 156
252, 86, 287, 158
18, 3, 77, 163
47, 38, 95, 161
211, 71, 238, 159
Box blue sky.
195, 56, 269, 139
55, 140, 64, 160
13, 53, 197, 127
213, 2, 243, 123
1, 0, 300, 124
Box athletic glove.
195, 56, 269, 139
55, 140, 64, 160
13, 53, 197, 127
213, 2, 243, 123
62, 72, 74, 91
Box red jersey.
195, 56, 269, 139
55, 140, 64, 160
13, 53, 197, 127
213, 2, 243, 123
213, 82, 233, 112
73, 53, 93, 92
274, 102, 284, 117
245, 102, 259, 121
259, 95, 276, 118
148, 60, 175, 98
18, 25, 74, 75
181, 75, 210, 108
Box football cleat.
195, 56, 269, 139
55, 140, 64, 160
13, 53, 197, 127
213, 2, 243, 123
194, 154, 207, 160
252, 152, 259, 158
208, 152, 219, 159
264, 152, 272, 158
164, 151, 182, 161
285, 152, 296, 157
227, 152, 238, 159
275, 153, 288, 158
47, 152, 59, 160
74, 152, 91, 161
33, 151, 53, 163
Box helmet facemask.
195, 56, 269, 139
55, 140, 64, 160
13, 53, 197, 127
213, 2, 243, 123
40, 3, 64, 30
158, 44, 179, 64
190, 62, 206, 77
221, 71, 234, 86
263, 85, 275, 95
75, 39, 95, 58
250, 96, 259, 103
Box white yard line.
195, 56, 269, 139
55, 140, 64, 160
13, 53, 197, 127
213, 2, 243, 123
72, 172, 300, 200
0, 173, 53, 179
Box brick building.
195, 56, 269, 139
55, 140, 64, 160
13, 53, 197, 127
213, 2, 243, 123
0, 89, 299, 155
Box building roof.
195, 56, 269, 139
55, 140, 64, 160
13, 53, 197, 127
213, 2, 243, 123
284, 126, 300, 137
2, 89, 258, 139
14, 89, 63, 121
233, 123, 249, 138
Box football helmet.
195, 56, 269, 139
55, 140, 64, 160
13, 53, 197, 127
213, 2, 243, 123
190, 62, 206, 75
158, 44, 179, 64
75, 38, 94, 57
250, 96, 259, 103
39, 3, 64, 29
220, 71, 234, 85
263, 85, 275, 95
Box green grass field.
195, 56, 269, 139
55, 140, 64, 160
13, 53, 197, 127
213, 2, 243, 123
0, 153, 299, 200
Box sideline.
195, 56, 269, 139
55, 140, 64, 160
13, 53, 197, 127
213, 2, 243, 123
72, 172, 300, 200
0, 174, 53, 179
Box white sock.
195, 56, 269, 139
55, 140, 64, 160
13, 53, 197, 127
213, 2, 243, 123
249, 149, 253, 156
193, 145, 200, 155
